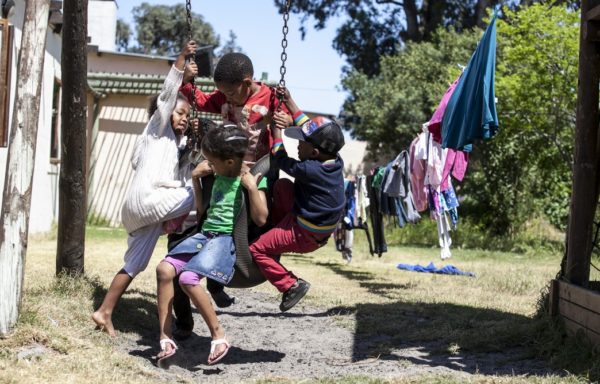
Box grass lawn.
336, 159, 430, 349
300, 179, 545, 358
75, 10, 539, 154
0, 226, 597, 383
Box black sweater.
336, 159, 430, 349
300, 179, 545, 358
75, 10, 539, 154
273, 139, 345, 231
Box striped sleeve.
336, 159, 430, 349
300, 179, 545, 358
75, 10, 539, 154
271, 138, 284, 154
293, 110, 310, 126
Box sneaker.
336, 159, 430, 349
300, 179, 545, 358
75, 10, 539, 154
211, 290, 236, 308
280, 279, 310, 312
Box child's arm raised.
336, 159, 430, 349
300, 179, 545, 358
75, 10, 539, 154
241, 169, 268, 227
191, 160, 212, 220
151, 41, 197, 137
174, 41, 197, 71
271, 87, 311, 180
180, 61, 225, 114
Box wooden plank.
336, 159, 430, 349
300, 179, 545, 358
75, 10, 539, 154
559, 298, 600, 335
0, 19, 10, 147
50, 0, 62, 11
557, 280, 600, 313
585, 4, 600, 21
583, 20, 600, 41
549, 279, 560, 317
562, 316, 600, 345
49, 11, 63, 26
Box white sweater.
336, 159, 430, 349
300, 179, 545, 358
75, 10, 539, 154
121, 66, 190, 233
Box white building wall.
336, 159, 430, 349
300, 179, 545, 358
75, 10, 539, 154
88, 0, 117, 52
0, 1, 62, 234
87, 95, 147, 226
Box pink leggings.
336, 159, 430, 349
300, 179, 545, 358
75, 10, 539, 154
163, 255, 203, 286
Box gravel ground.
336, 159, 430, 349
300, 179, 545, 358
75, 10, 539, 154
120, 289, 559, 383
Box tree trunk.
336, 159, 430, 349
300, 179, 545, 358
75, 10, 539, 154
402, 0, 421, 42
475, 0, 492, 29
421, 0, 445, 41
0, 0, 50, 336
56, 0, 87, 276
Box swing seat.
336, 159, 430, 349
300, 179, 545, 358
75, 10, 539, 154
183, 154, 273, 288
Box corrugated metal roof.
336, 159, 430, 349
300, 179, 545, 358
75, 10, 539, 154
87, 72, 216, 96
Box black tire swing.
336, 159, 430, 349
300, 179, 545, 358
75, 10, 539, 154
175, 0, 292, 289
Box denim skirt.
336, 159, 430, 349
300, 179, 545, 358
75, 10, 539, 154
167, 232, 236, 285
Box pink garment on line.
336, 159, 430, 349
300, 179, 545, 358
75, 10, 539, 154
409, 135, 429, 212
440, 149, 469, 191
428, 76, 461, 144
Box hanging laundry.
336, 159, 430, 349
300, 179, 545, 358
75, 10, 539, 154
355, 175, 370, 224
440, 149, 469, 191
442, 12, 499, 150
335, 176, 375, 261
425, 133, 446, 189
367, 172, 387, 257
441, 182, 459, 228
335, 221, 354, 263
410, 133, 429, 212
428, 76, 460, 144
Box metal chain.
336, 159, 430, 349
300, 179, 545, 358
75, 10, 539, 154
185, 0, 200, 153
277, 0, 291, 109
185, 0, 193, 40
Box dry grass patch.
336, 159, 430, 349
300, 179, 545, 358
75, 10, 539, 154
0, 226, 590, 383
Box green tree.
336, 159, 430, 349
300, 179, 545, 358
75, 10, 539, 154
115, 18, 130, 52
132, 3, 218, 55
276, 0, 500, 76
217, 30, 244, 57
341, 4, 578, 236
485, 4, 578, 232
341, 28, 479, 159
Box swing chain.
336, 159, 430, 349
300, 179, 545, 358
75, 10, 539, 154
275, 0, 291, 111
185, 0, 201, 155
185, 0, 193, 41
279, 0, 291, 88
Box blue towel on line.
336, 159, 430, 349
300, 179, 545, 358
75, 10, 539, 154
397, 262, 475, 277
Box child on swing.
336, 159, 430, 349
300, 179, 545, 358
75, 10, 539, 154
171, 52, 291, 336
92, 41, 198, 337
181, 52, 288, 164
250, 86, 346, 312
155, 125, 269, 366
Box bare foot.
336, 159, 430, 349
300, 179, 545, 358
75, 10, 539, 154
91, 311, 116, 337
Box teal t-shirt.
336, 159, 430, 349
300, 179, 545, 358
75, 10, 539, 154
202, 175, 267, 234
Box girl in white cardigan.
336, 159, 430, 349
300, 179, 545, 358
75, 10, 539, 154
92, 41, 198, 337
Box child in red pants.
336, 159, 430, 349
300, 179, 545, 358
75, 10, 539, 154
249, 87, 346, 312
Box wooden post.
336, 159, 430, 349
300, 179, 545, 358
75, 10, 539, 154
0, 0, 50, 336
56, 0, 87, 276
565, 0, 600, 286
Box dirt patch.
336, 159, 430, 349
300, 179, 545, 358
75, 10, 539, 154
119, 289, 559, 382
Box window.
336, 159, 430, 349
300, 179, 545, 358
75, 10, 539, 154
0, 18, 13, 147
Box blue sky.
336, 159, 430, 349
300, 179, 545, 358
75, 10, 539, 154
116, 0, 348, 116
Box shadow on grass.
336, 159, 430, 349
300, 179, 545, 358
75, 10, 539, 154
90, 282, 285, 369
339, 301, 552, 376
314, 260, 560, 377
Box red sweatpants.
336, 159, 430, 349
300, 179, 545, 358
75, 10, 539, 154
250, 179, 328, 292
